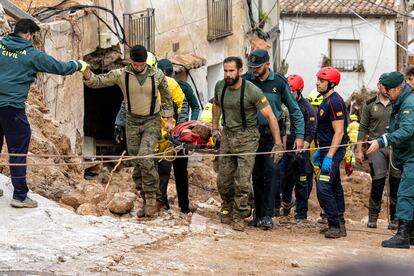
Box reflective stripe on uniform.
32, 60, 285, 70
319, 174, 331, 182
300, 175, 307, 181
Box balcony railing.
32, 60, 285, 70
207, 0, 232, 41
123, 8, 155, 54
330, 59, 364, 72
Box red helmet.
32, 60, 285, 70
316, 67, 341, 85
287, 74, 304, 91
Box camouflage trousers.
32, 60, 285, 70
126, 112, 161, 193
217, 127, 260, 218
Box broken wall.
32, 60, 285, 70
36, 10, 100, 152
124, 0, 250, 103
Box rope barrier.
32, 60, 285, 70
0, 141, 371, 167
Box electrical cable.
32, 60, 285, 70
33, 4, 128, 47
335, 0, 414, 54
172, 63, 204, 109
363, 0, 413, 18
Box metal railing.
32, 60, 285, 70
207, 0, 232, 41
330, 59, 365, 72
123, 8, 155, 53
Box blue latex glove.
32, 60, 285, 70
321, 156, 333, 172
312, 150, 321, 167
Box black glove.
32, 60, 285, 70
114, 125, 125, 144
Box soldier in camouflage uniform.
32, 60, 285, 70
83, 45, 174, 218
212, 56, 283, 231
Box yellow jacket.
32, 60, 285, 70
347, 121, 360, 143
157, 76, 185, 153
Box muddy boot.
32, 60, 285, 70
388, 219, 398, 230
144, 192, 158, 218
232, 217, 245, 232
281, 200, 295, 216
10, 197, 38, 208
261, 216, 273, 230
339, 223, 347, 237
382, 220, 411, 249
219, 209, 233, 225
0, 188, 3, 197
248, 217, 262, 227
367, 213, 378, 228
324, 226, 341, 239
137, 195, 146, 218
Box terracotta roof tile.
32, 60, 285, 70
280, 0, 398, 17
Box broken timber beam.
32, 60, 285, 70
0, 0, 39, 22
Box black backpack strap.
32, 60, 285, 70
125, 71, 132, 112
240, 79, 247, 129
220, 83, 227, 126
149, 75, 157, 116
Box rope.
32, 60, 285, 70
104, 150, 126, 193
0, 141, 370, 167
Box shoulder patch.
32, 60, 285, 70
261, 97, 268, 104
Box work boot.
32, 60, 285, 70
232, 217, 245, 232
410, 220, 414, 245
317, 210, 328, 224
367, 214, 378, 228
382, 220, 411, 249
0, 188, 3, 197
144, 192, 158, 218
273, 208, 281, 217
388, 219, 398, 230
281, 200, 295, 216
10, 197, 38, 208
324, 226, 342, 239
261, 216, 273, 230
219, 209, 233, 225
248, 217, 262, 227
339, 223, 347, 237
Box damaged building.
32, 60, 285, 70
2, 0, 274, 157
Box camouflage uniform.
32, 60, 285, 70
84, 65, 174, 194
215, 79, 269, 219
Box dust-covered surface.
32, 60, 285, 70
0, 84, 408, 274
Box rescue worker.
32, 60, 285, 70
113, 53, 185, 215
366, 71, 414, 249
280, 74, 316, 222
83, 45, 174, 218
405, 66, 414, 89
212, 56, 283, 232
157, 59, 201, 120
357, 78, 400, 229
243, 49, 305, 229
313, 67, 348, 239
308, 89, 327, 224
156, 58, 199, 213
0, 19, 88, 207
347, 114, 359, 144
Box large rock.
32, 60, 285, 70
108, 192, 136, 214
60, 190, 86, 209
83, 184, 107, 204
77, 203, 98, 216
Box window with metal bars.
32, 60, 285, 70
207, 0, 233, 41
123, 8, 155, 55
